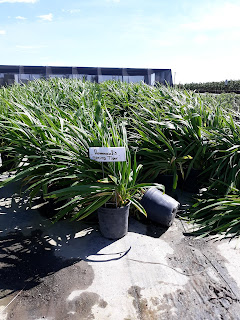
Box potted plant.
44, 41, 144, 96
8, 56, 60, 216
130, 109, 193, 193
47, 151, 164, 239
138, 147, 192, 194
0, 141, 18, 173
181, 140, 207, 193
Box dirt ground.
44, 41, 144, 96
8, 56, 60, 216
0, 175, 240, 320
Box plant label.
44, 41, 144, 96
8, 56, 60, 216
89, 147, 126, 162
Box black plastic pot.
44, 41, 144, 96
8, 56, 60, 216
181, 169, 202, 193
141, 188, 180, 227
0, 152, 16, 172
33, 184, 68, 219
155, 174, 179, 200
97, 204, 130, 239
155, 174, 174, 193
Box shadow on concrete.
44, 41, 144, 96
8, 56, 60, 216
128, 216, 169, 239
0, 183, 48, 237
0, 229, 80, 299
0, 179, 168, 301
0, 196, 131, 300
0, 181, 130, 299
0, 223, 131, 300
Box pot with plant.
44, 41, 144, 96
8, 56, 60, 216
131, 110, 193, 194
47, 150, 163, 239
138, 146, 192, 196
0, 141, 18, 173
96, 151, 165, 239
181, 140, 208, 193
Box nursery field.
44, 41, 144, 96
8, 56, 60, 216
180, 79, 240, 94
0, 79, 240, 238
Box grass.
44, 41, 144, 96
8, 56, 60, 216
0, 78, 240, 238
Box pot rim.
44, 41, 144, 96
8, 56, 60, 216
98, 202, 130, 211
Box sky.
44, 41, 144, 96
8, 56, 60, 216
0, 0, 240, 84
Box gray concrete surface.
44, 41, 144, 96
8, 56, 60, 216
0, 175, 240, 320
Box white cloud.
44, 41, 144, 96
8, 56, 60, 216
37, 13, 53, 21
16, 15, 26, 20
62, 9, 81, 14
0, 0, 38, 3
152, 53, 240, 84
40, 58, 68, 66
182, 3, 240, 31
0, 30, 6, 35
194, 34, 209, 45
16, 45, 46, 49
106, 0, 120, 3
149, 39, 176, 47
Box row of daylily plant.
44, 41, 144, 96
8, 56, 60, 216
0, 78, 239, 238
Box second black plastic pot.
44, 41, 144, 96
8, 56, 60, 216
0, 152, 16, 173
141, 188, 180, 227
181, 169, 202, 193
155, 174, 174, 193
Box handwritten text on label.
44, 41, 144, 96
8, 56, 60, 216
89, 147, 126, 162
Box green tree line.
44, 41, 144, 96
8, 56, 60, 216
179, 80, 240, 93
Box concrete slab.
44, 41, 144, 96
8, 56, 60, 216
0, 178, 240, 320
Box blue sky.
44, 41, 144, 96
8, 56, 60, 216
0, 0, 239, 84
